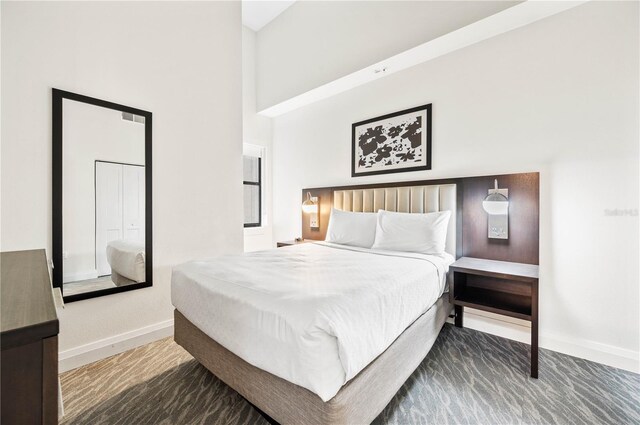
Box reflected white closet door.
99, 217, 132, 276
122, 165, 145, 242
96, 162, 123, 276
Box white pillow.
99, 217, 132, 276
371, 209, 451, 255
325, 208, 378, 248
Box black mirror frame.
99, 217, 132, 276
52, 88, 153, 302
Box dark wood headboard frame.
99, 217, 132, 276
301, 172, 539, 265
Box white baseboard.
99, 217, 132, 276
63, 270, 98, 282
541, 331, 639, 374
60, 310, 639, 375
460, 309, 639, 374
59, 319, 174, 373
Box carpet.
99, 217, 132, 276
60, 324, 640, 424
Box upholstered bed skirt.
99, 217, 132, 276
174, 294, 451, 425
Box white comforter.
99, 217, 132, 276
171, 242, 453, 401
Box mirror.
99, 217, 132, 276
52, 89, 152, 302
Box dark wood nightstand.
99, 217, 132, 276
449, 257, 539, 378
276, 239, 314, 248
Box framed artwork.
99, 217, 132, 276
351, 104, 431, 177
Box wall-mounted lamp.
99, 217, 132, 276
482, 179, 509, 239
302, 192, 319, 229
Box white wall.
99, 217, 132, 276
271, 1, 639, 371
243, 25, 274, 251
256, 1, 518, 110
1, 2, 243, 358
63, 100, 145, 281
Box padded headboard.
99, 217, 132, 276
333, 184, 457, 256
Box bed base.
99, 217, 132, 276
174, 294, 451, 425
111, 271, 133, 286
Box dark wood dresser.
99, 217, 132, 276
1, 249, 59, 425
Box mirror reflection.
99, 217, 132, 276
62, 98, 146, 297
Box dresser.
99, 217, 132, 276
1, 249, 59, 425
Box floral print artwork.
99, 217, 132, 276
353, 106, 430, 176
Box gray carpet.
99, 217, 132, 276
60, 324, 639, 425
64, 276, 115, 296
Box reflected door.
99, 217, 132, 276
123, 165, 145, 242
95, 162, 144, 276
96, 162, 123, 276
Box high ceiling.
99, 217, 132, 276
242, 1, 296, 32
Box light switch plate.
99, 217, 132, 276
488, 214, 508, 239
309, 196, 319, 229
487, 188, 508, 239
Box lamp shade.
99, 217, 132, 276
302, 201, 318, 214
482, 192, 509, 215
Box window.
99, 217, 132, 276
243, 154, 261, 227
243, 143, 266, 228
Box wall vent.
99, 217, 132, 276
122, 112, 145, 124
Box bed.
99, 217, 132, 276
106, 239, 145, 285
172, 183, 457, 424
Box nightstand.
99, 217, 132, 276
449, 257, 539, 378
276, 239, 314, 248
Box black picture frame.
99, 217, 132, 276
52, 88, 153, 303
351, 104, 432, 177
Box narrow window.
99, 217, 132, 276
243, 154, 261, 227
